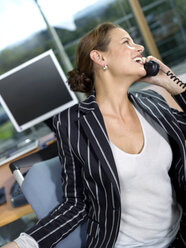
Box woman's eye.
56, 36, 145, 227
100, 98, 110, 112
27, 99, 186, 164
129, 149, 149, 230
123, 40, 129, 44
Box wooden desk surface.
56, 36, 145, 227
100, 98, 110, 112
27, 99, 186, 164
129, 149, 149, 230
0, 148, 39, 227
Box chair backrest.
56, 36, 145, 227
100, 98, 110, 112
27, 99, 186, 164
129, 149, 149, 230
21, 156, 87, 248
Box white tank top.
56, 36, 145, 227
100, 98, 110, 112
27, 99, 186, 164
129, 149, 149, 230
111, 105, 182, 248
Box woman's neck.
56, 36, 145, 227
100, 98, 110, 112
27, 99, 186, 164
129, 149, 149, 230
95, 82, 133, 118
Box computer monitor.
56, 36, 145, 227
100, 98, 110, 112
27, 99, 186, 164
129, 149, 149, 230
0, 50, 78, 132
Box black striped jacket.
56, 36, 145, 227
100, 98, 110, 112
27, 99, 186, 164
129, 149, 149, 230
27, 89, 186, 248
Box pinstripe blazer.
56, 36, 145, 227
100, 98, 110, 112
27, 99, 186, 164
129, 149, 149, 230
27, 89, 186, 248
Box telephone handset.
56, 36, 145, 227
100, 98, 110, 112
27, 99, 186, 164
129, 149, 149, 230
144, 60, 186, 89
144, 60, 159, 77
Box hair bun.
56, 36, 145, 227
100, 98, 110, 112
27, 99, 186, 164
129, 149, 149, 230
67, 69, 94, 95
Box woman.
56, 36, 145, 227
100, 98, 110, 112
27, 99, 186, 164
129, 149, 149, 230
3, 22, 186, 248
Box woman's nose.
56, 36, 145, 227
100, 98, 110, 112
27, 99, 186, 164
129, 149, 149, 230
136, 44, 144, 53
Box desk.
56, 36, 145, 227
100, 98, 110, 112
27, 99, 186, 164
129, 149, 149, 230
0, 147, 40, 227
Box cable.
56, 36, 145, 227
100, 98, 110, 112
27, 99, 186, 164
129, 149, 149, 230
166, 71, 186, 89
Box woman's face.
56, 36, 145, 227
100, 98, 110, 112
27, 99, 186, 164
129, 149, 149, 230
104, 28, 146, 79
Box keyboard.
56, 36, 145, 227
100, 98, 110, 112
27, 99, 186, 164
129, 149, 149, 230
0, 139, 39, 166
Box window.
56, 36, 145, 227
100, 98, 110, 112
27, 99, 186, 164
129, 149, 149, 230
0, 0, 185, 148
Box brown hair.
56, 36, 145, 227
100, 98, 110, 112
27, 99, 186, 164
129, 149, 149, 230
67, 22, 119, 95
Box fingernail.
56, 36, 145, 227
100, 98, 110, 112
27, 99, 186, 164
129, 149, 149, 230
142, 57, 146, 63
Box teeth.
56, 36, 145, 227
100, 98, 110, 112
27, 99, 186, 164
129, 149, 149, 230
134, 57, 143, 63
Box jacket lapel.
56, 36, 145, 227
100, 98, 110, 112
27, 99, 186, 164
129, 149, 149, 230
79, 93, 120, 200
129, 90, 186, 178
129, 90, 185, 144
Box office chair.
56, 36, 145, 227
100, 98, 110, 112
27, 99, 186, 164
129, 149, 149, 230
9, 142, 87, 248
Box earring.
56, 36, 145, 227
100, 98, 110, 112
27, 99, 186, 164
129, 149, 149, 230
103, 65, 108, 71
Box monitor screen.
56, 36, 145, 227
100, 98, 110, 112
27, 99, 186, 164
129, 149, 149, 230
0, 50, 78, 132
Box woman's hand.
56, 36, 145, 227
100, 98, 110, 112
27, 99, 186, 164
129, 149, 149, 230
140, 56, 186, 95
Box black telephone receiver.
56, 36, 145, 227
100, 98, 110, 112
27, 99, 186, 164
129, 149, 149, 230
144, 60, 159, 77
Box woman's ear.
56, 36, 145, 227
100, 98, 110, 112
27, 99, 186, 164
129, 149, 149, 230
90, 50, 106, 67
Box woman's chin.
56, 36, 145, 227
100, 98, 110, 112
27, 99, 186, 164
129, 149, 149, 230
133, 71, 146, 81
140, 66, 147, 75
137, 69, 147, 79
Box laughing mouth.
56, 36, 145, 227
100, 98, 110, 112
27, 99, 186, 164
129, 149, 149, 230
133, 57, 145, 64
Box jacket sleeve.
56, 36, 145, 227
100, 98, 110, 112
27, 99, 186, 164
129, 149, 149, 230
149, 89, 186, 139
171, 90, 186, 138
26, 111, 87, 248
